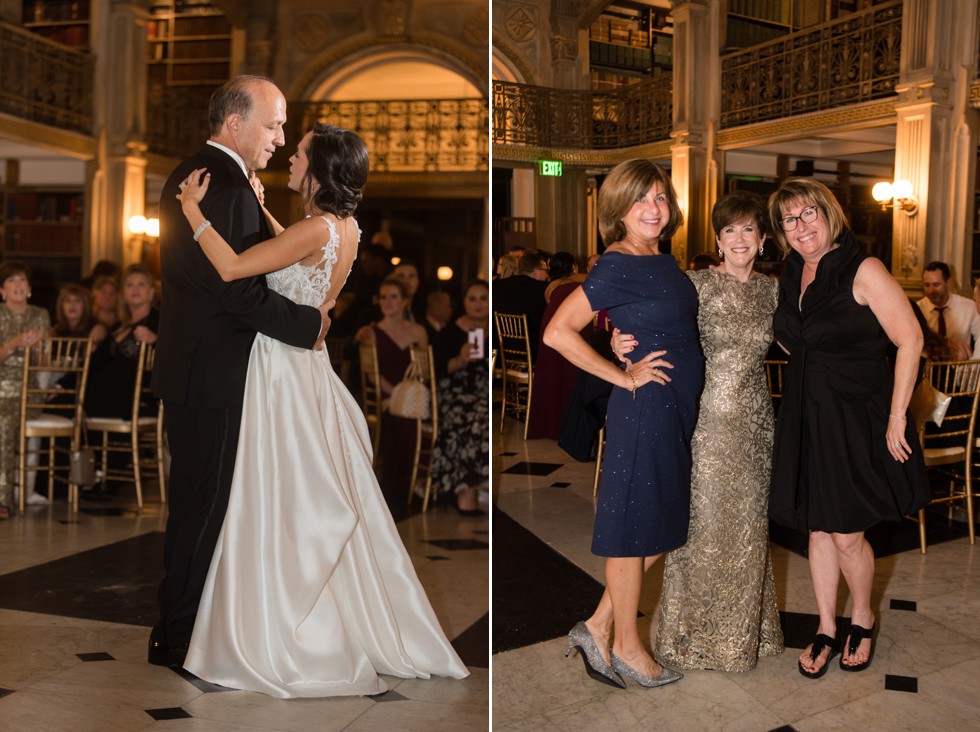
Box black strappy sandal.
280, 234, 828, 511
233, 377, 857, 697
840, 623, 876, 672
798, 633, 838, 679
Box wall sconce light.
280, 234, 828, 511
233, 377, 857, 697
872, 179, 918, 215
436, 266, 454, 281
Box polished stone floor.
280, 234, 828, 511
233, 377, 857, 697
492, 414, 980, 732
0, 483, 488, 731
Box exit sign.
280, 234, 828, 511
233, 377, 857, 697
539, 160, 562, 176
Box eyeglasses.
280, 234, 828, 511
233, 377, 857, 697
779, 206, 820, 232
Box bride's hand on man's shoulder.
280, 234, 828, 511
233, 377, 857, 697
176, 168, 210, 207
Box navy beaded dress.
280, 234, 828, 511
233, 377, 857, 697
583, 252, 704, 557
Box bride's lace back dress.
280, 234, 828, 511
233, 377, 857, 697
185, 217, 468, 697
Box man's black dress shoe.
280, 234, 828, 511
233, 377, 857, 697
148, 638, 188, 668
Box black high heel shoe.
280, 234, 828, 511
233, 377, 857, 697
565, 621, 625, 689
839, 623, 876, 672
798, 633, 838, 679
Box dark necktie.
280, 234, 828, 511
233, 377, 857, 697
936, 306, 947, 337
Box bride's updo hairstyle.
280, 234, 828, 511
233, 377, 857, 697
304, 122, 369, 218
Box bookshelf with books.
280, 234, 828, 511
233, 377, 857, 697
21, 0, 90, 48
147, 0, 232, 88
725, 0, 796, 52
588, 4, 672, 88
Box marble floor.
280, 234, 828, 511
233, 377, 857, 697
0, 483, 488, 731
492, 414, 980, 732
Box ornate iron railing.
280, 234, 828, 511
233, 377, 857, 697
0, 21, 94, 134
492, 76, 672, 150
287, 99, 488, 172
721, 0, 902, 128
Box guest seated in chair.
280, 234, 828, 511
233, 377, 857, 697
52, 284, 107, 344
0, 261, 50, 516
430, 280, 489, 514
355, 277, 427, 511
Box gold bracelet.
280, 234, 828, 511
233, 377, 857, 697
627, 369, 637, 400
889, 413, 906, 421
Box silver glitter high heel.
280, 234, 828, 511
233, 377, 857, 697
610, 650, 683, 688
565, 621, 625, 689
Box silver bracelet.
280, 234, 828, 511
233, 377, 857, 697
193, 220, 212, 241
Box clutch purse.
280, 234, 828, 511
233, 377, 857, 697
908, 377, 952, 430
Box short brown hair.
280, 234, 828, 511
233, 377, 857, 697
0, 259, 30, 285
712, 191, 768, 238
598, 159, 682, 246
767, 177, 848, 255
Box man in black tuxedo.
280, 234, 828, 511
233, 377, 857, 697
492, 249, 549, 361
149, 76, 328, 667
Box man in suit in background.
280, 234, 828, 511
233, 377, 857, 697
917, 260, 980, 357
150, 75, 329, 667
492, 248, 549, 361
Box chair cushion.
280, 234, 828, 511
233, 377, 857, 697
87, 417, 158, 429
923, 446, 966, 466
26, 414, 74, 429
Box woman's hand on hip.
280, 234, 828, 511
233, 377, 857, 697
624, 349, 673, 392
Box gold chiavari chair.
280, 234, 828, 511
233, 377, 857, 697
325, 335, 352, 386
763, 359, 788, 415
85, 342, 167, 510
917, 359, 980, 553
494, 312, 534, 439
18, 337, 92, 513
406, 344, 439, 512
358, 341, 383, 465
593, 423, 606, 497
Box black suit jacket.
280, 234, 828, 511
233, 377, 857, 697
492, 275, 548, 360
152, 144, 321, 408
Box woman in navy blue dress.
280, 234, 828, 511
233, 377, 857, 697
544, 160, 703, 689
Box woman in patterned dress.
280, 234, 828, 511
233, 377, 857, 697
0, 261, 50, 516
617, 191, 785, 671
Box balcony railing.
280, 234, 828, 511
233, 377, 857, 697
0, 21, 93, 134
287, 99, 488, 173
492, 76, 672, 150
721, 0, 902, 128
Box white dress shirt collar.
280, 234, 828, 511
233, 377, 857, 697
206, 140, 249, 179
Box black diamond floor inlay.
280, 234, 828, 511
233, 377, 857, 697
501, 461, 563, 476
425, 538, 489, 551
146, 707, 192, 721
550, 482, 571, 488
768, 726, 799, 732
425, 555, 451, 561
500, 451, 518, 457
171, 667, 232, 693
371, 690, 409, 702
885, 674, 918, 693
76, 652, 114, 662
890, 599, 917, 612
0, 532, 163, 626
0, 688, 13, 699
452, 612, 489, 669
493, 508, 605, 653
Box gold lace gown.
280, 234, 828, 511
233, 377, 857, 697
655, 270, 784, 672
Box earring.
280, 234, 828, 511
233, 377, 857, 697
758, 243, 763, 256
718, 248, 724, 259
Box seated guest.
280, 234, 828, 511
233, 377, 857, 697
495, 254, 519, 280
527, 253, 589, 440
355, 277, 428, 510
423, 291, 453, 342
84, 264, 159, 420
51, 284, 107, 343
917, 260, 980, 357
492, 248, 549, 361
80, 259, 120, 291
910, 297, 969, 362
91, 275, 121, 332
506, 244, 526, 260
0, 261, 50, 515
393, 259, 428, 323
431, 280, 489, 514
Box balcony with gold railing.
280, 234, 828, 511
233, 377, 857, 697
0, 20, 94, 135
720, 0, 902, 128
492, 75, 672, 153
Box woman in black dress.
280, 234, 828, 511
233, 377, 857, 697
545, 160, 702, 689
768, 178, 929, 678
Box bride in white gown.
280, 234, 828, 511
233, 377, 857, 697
175, 123, 468, 698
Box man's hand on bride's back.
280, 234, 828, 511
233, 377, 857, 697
313, 299, 336, 351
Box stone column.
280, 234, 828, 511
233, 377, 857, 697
86, 0, 151, 270
891, 0, 979, 291
669, 0, 720, 268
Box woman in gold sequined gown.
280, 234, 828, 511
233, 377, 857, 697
0, 261, 51, 517
617, 192, 784, 671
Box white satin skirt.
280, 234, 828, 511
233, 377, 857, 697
184, 334, 469, 697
